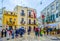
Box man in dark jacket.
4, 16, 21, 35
15, 29, 19, 38
28, 27, 31, 35
19, 27, 26, 37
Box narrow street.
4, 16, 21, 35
0, 0, 60, 41
0, 32, 60, 41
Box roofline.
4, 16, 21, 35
41, 0, 56, 13
14, 5, 36, 10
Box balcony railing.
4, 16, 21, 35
7, 21, 15, 25
20, 21, 25, 25
4, 14, 17, 17
28, 22, 36, 25
28, 15, 33, 18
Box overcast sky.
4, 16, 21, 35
0, 0, 54, 17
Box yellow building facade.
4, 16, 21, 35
2, 6, 37, 30
3, 10, 17, 29
14, 6, 37, 30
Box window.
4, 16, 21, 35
11, 12, 13, 15
56, 1, 59, 10
52, 14, 55, 21
56, 13, 59, 18
9, 18, 12, 23
47, 8, 49, 11
51, 4, 54, 10
0, 11, 2, 14
34, 20, 36, 24
56, 6, 58, 10
47, 12, 49, 14
21, 18, 24, 21
29, 26, 31, 29
50, 15, 53, 21
29, 19, 31, 24
29, 11, 31, 17
59, 12, 60, 16
14, 19, 16, 21
21, 10, 25, 16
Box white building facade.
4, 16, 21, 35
41, 0, 60, 29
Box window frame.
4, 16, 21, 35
21, 10, 25, 16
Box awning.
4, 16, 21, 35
45, 23, 58, 28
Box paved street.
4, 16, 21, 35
0, 34, 60, 41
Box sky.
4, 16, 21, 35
0, 0, 54, 17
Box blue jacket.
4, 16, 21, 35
19, 27, 25, 35
15, 29, 19, 34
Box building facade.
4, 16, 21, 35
2, 6, 37, 30
3, 10, 17, 29
37, 17, 43, 28
14, 6, 37, 30
41, 0, 60, 29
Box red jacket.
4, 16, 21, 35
35, 28, 39, 32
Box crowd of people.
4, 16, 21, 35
0, 27, 26, 40
0, 26, 60, 40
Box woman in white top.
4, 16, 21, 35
6, 29, 10, 40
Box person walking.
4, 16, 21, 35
19, 27, 26, 37
15, 29, 19, 38
0, 27, 2, 38
1, 29, 3, 38
4, 29, 7, 37
35, 27, 39, 36
27, 26, 31, 35
11, 29, 15, 39
6, 29, 10, 40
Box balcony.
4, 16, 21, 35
28, 15, 33, 18
20, 21, 25, 25
28, 22, 32, 25
34, 23, 36, 25
7, 21, 15, 25
28, 22, 37, 26
4, 13, 17, 17
32, 22, 36, 25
